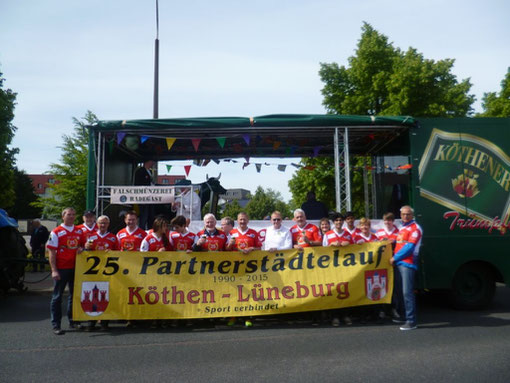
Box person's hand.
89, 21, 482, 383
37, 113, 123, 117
389, 257, 394, 265
52, 270, 60, 281
158, 247, 166, 252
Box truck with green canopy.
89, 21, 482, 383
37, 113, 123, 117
85, 114, 510, 309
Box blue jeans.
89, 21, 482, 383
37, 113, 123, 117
50, 268, 75, 329
394, 265, 417, 326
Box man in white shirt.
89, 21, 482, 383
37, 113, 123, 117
262, 211, 292, 252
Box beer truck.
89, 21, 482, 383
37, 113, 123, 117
86, 115, 510, 309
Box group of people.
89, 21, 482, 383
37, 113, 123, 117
46, 204, 422, 335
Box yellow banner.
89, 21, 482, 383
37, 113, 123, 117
72, 242, 393, 320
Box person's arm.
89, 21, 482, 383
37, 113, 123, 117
48, 248, 60, 280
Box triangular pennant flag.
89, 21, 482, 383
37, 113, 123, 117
202, 159, 211, 167
291, 163, 302, 169
184, 165, 191, 177
191, 138, 201, 152
244, 156, 250, 164
304, 165, 316, 171
277, 164, 287, 172
242, 134, 250, 146
216, 137, 226, 148
166, 138, 176, 150
212, 159, 220, 165
313, 146, 322, 157
117, 132, 126, 145
273, 141, 281, 150
141, 136, 149, 144
255, 163, 262, 173
242, 162, 250, 170
166, 165, 172, 173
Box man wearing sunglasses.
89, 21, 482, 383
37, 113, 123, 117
262, 211, 292, 252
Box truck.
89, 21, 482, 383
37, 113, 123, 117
86, 115, 510, 309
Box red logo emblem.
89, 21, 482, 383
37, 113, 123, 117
80, 282, 109, 316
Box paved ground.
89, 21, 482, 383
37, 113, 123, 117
1, 273, 510, 382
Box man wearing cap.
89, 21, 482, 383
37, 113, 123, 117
78, 210, 97, 243
46, 207, 85, 335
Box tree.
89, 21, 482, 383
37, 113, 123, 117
0, 69, 18, 209
478, 68, 510, 117
244, 186, 291, 220
34, 111, 97, 219
290, 23, 476, 215
319, 22, 475, 116
7, 168, 42, 219
220, 199, 244, 219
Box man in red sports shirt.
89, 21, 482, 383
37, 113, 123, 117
375, 212, 399, 246
226, 212, 260, 254
193, 214, 227, 252
78, 210, 97, 241
322, 213, 353, 247
84, 215, 118, 251
169, 215, 196, 252
117, 210, 147, 251
290, 209, 322, 250
47, 207, 85, 335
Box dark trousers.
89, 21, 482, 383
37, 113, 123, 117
50, 268, 75, 329
31, 247, 46, 271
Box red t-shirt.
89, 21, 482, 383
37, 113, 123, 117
229, 228, 260, 250
322, 229, 353, 246
47, 225, 85, 269
375, 227, 399, 242
290, 223, 321, 247
195, 229, 227, 251
86, 232, 119, 251
117, 227, 147, 251
169, 231, 196, 251
140, 232, 169, 252
353, 232, 379, 244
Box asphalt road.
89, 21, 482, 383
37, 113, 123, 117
1, 275, 510, 383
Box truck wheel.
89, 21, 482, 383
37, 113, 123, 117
451, 263, 495, 310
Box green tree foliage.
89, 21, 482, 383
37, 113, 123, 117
479, 68, 510, 117
319, 22, 475, 117
220, 199, 243, 219
245, 186, 291, 220
7, 168, 42, 219
0, 69, 18, 209
34, 111, 97, 219
290, 23, 476, 215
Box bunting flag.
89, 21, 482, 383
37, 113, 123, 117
273, 141, 281, 150
255, 163, 262, 173
242, 134, 250, 146
166, 138, 176, 150
291, 163, 302, 169
212, 159, 220, 165
242, 162, 250, 170
397, 164, 413, 170
141, 136, 149, 144
166, 165, 172, 173
216, 137, 226, 148
244, 156, 250, 164
285, 146, 297, 155
117, 132, 126, 145
304, 165, 316, 171
277, 164, 287, 172
313, 146, 322, 157
191, 139, 201, 152
184, 165, 191, 177
202, 159, 211, 167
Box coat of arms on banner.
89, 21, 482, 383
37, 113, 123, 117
365, 270, 387, 301
80, 281, 109, 316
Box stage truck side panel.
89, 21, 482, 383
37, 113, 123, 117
411, 117, 510, 309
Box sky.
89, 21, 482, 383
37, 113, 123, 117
1, 0, 509, 202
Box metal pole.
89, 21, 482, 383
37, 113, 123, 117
334, 128, 341, 212
344, 127, 352, 211
95, 131, 102, 215
153, 0, 159, 119
363, 157, 369, 217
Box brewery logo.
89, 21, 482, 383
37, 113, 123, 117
452, 169, 480, 198
80, 281, 109, 316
